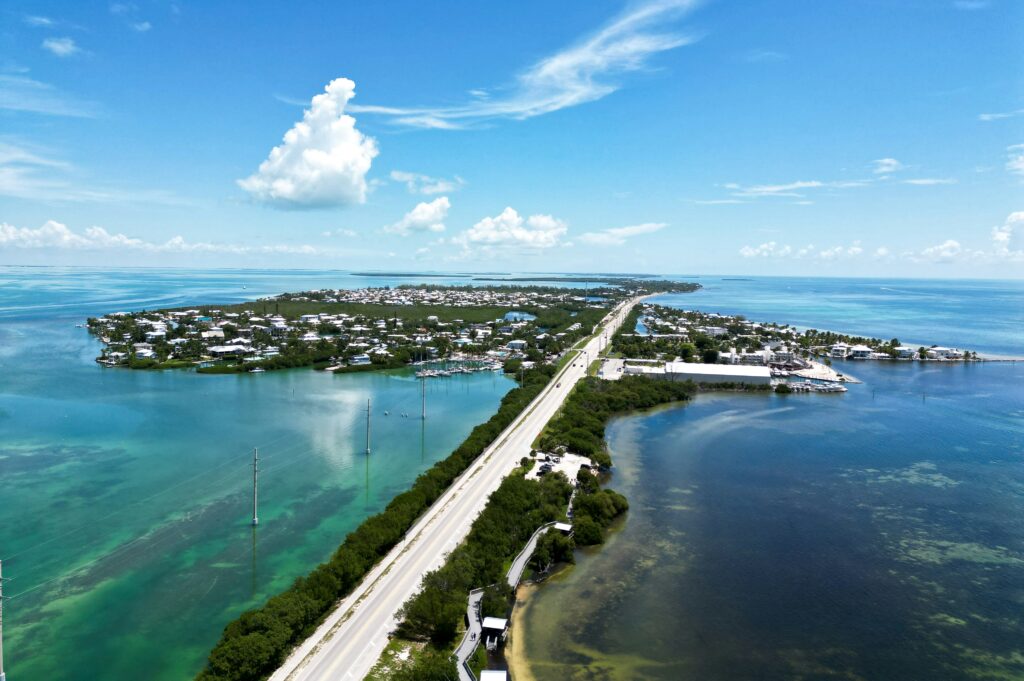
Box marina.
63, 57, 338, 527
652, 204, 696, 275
415, 359, 505, 379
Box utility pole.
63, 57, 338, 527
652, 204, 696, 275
1, 559, 6, 681
251, 448, 259, 526
364, 395, 372, 454
421, 378, 426, 420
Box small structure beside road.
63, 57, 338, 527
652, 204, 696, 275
623, 361, 772, 385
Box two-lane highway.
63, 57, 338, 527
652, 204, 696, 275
270, 296, 641, 681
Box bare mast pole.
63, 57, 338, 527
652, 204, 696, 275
252, 448, 259, 526
1, 559, 6, 681
365, 398, 372, 455
421, 377, 426, 420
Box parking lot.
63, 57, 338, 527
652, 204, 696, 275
524, 451, 595, 483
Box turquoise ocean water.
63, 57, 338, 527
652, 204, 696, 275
1, 269, 1021, 680
0, 267, 521, 680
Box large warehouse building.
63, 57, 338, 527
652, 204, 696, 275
623, 362, 772, 385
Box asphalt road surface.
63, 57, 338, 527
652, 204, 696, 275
269, 296, 641, 681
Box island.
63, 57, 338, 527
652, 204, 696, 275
85, 281, 700, 374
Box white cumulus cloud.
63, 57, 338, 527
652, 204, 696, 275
739, 241, 865, 260
238, 77, 378, 208
0, 220, 321, 255
384, 197, 451, 235
454, 207, 567, 253
991, 211, 1024, 261
579, 222, 667, 246
918, 239, 972, 262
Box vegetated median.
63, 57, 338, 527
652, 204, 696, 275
374, 375, 699, 680
193, 362, 558, 681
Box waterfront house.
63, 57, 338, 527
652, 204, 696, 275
350, 354, 372, 365
927, 346, 964, 360
895, 346, 917, 359
849, 344, 873, 359
830, 343, 851, 359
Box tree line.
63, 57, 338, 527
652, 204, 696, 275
538, 376, 698, 467
384, 375, 698, 679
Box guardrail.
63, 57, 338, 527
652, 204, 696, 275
455, 521, 561, 681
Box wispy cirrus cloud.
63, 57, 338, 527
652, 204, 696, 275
390, 170, 464, 195
0, 75, 99, 117
347, 0, 701, 129
740, 49, 787, 63
23, 15, 54, 27
41, 37, 81, 58
707, 157, 957, 204
903, 178, 957, 185
1006, 144, 1024, 177
724, 180, 826, 198
871, 157, 905, 174
0, 140, 183, 204
978, 108, 1024, 122
579, 222, 667, 245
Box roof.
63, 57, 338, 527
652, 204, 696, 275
665, 362, 771, 378
553, 522, 573, 532
481, 617, 508, 630
480, 672, 508, 681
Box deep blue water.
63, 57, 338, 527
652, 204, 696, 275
513, 274, 1024, 680
517, 361, 1024, 679
653, 276, 1024, 357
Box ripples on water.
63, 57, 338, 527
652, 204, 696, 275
514, 361, 1024, 680
0, 267, 517, 681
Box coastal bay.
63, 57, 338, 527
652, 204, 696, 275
509, 360, 1024, 680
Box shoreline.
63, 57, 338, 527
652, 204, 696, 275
505, 583, 539, 681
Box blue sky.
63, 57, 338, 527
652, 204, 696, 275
1, 0, 1022, 276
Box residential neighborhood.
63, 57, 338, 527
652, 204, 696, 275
85, 285, 611, 373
